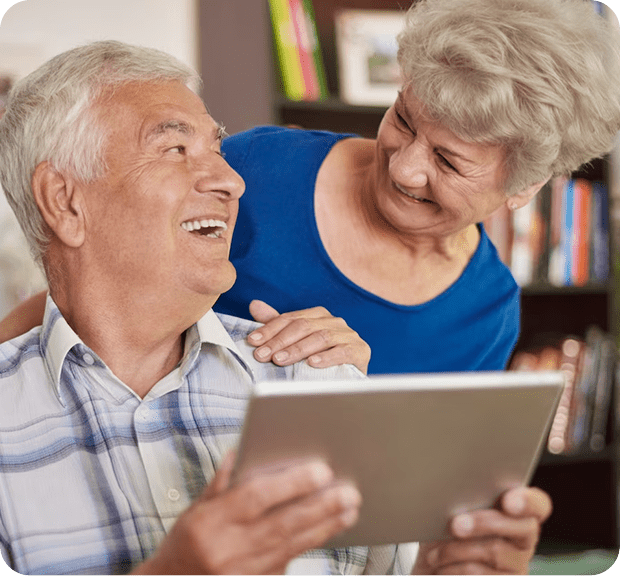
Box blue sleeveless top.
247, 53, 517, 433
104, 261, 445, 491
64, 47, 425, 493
216, 126, 520, 374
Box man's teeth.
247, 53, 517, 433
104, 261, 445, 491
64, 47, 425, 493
181, 219, 228, 238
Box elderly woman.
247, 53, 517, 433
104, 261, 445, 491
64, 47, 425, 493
212, 0, 620, 374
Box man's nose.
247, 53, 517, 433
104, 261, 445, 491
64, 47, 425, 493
194, 154, 245, 200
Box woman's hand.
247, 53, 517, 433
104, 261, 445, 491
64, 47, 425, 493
247, 300, 371, 374
412, 486, 552, 574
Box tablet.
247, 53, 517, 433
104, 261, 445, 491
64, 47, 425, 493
233, 370, 564, 547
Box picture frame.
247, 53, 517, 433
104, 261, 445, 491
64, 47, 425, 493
334, 9, 406, 107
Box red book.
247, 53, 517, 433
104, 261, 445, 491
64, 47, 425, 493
572, 179, 592, 286
288, 0, 319, 100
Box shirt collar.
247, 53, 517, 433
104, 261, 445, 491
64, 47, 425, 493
41, 295, 83, 402
40, 297, 255, 401
182, 308, 255, 381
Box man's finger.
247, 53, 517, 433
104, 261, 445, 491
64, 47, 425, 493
450, 509, 541, 551
500, 486, 553, 523
229, 459, 336, 521
425, 536, 529, 574
203, 451, 237, 499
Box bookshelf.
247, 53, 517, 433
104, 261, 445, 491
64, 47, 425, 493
198, 0, 620, 555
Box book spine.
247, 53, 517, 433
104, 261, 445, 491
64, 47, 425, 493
288, 0, 318, 100
590, 182, 610, 283
589, 336, 616, 451
572, 179, 592, 286
268, 0, 306, 101
301, 0, 329, 99
561, 179, 575, 286
510, 201, 535, 285
483, 205, 512, 267
547, 337, 583, 454
548, 176, 568, 286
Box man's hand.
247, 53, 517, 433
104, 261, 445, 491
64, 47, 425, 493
247, 300, 371, 374
412, 486, 552, 575
135, 455, 362, 575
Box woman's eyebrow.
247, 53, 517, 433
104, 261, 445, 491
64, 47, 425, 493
435, 144, 475, 164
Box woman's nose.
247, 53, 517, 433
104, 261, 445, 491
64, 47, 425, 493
390, 141, 431, 189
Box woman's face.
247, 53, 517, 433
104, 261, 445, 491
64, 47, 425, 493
373, 84, 509, 239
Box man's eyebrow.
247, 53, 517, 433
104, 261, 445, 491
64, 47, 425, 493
145, 120, 195, 143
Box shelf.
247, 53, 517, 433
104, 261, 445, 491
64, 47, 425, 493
276, 95, 389, 115
540, 446, 615, 466
521, 283, 612, 296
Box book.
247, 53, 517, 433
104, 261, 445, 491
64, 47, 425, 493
288, 0, 319, 100
268, 0, 306, 101
484, 175, 609, 287
561, 179, 575, 286
509, 328, 617, 455
590, 181, 610, 283
299, 0, 329, 99
571, 179, 592, 286
541, 337, 583, 454
548, 176, 569, 285
510, 200, 536, 285
589, 333, 617, 451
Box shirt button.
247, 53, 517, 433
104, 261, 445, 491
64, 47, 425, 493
83, 353, 95, 365
167, 488, 180, 502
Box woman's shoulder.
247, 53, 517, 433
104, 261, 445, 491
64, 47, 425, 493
223, 125, 356, 150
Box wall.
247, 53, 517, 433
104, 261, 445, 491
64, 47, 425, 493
0, 0, 198, 318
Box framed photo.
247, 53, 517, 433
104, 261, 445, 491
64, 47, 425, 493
335, 9, 406, 107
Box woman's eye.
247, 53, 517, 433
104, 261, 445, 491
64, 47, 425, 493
395, 110, 408, 127
438, 155, 456, 171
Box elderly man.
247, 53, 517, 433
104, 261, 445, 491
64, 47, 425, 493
0, 41, 550, 575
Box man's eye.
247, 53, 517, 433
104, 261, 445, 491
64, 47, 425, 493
168, 145, 186, 154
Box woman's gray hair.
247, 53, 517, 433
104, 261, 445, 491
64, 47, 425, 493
397, 0, 620, 194
0, 40, 201, 265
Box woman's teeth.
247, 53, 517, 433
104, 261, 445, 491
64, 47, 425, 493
395, 183, 432, 203
181, 219, 227, 238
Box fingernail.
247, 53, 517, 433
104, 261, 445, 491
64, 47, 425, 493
248, 332, 263, 343
453, 513, 474, 536
339, 485, 362, 508
505, 492, 525, 514
255, 346, 271, 359
309, 354, 322, 365
274, 350, 289, 363
309, 461, 333, 486
340, 508, 359, 527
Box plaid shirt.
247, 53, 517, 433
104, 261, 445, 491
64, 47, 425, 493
0, 297, 417, 574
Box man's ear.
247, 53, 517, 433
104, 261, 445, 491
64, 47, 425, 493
32, 161, 85, 248
506, 177, 550, 211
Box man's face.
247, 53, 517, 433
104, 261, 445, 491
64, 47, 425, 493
81, 81, 245, 305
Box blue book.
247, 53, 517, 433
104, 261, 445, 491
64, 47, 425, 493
590, 181, 609, 282
561, 179, 575, 286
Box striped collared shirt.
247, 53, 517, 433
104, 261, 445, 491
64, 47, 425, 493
0, 297, 416, 574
